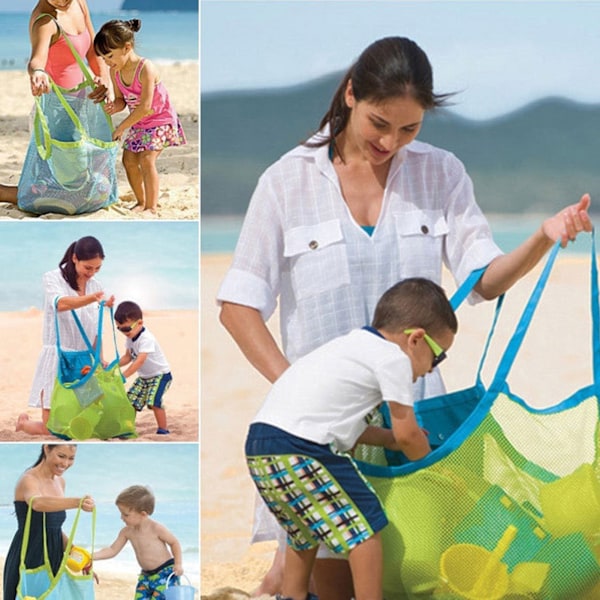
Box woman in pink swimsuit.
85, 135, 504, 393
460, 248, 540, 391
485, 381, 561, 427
0, 0, 109, 205
93, 19, 187, 214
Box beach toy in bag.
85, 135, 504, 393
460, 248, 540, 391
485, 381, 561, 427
164, 573, 197, 600
47, 301, 137, 440
17, 14, 118, 216
357, 232, 600, 599
439, 525, 517, 599
66, 545, 92, 573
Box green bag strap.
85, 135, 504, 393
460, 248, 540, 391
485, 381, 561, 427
34, 13, 95, 87
31, 13, 115, 161
19, 497, 96, 579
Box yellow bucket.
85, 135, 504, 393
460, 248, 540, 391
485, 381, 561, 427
439, 526, 517, 600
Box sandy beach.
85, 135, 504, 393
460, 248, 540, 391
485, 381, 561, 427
200, 249, 595, 598
0, 308, 198, 442
0, 63, 198, 220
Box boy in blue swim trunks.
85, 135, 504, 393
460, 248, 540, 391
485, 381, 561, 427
245, 278, 457, 600
92, 485, 183, 600
115, 301, 173, 435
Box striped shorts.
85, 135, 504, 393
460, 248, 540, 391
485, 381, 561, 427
246, 423, 388, 554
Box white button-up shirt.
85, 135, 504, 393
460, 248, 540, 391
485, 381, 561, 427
218, 136, 503, 398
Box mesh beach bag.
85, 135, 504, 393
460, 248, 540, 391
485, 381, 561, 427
17, 15, 119, 216
357, 232, 600, 600
47, 300, 137, 440
17, 499, 95, 600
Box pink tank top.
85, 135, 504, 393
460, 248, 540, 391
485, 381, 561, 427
114, 58, 179, 128
46, 28, 91, 89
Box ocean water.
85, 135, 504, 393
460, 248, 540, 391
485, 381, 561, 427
0, 443, 199, 582
0, 11, 198, 70
0, 221, 199, 312
201, 214, 592, 255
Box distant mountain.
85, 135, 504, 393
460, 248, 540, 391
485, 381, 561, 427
201, 72, 600, 216
121, 0, 197, 10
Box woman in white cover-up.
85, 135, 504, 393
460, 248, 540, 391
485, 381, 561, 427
17, 235, 114, 436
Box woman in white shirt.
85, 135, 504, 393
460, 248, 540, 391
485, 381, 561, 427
17, 235, 114, 436
217, 36, 592, 599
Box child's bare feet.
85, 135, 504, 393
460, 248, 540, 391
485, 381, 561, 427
16, 413, 30, 432
131, 204, 145, 212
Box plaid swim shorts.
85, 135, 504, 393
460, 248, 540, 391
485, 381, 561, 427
246, 423, 388, 554
127, 372, 173, 411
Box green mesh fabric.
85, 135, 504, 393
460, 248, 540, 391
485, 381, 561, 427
364, 392, 600, 599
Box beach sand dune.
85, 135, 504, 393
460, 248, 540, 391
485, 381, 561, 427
201, 250, 593, 596
0, 309, 198, 442
0, 63, 198, 220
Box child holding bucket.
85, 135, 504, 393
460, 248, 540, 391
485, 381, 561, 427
92, 485, 183, 599
93, 19, 186, 214
115, 300, 173, 435
245, 278, 457, 600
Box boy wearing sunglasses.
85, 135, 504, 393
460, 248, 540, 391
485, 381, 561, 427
115, 300, 172, 435
245, 277, 456, 600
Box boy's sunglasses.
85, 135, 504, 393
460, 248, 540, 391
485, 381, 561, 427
117, 320, 141, 333
404, 329, 447, 368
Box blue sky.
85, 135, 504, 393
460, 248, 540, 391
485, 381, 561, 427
202, 0, 600, 120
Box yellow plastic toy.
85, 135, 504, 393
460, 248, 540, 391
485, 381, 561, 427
66, 545, 91, 572
439, 525, 517, 599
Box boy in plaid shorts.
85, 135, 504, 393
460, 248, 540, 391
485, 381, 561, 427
245, 278, 457, 600
115, 301, 173, 435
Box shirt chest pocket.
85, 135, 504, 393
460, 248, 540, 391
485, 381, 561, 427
394, 211, 449, 279
283, 220, 351, 301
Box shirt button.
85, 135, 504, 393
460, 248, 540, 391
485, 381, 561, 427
421, 225, 429, 234
308, 240, 319, 250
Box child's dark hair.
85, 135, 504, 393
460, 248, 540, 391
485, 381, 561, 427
371, 278, 458, 336
307, 36, 453, 152
94, 19, 142, 55
59, 236, 104, 292
115, 300, 143, 323
116, 485, 155, 514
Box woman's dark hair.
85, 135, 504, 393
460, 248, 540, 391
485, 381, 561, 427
59, 236, 105, 292
94, 19, 142, 55
308, 37, 453, 150
30, 444, 76, 469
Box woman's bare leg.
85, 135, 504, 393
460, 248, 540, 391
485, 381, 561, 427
16, 408, 50, 436
0, 184, 18, 204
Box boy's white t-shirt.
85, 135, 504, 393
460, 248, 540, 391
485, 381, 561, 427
252, 328, 414, 452
125, 328, 171, 378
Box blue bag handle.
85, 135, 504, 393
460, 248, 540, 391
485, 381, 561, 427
449, 265, 505, 387
489, 230, 600, 393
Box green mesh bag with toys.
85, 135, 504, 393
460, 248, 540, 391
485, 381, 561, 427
356, 232, 600, 600
17, 499, 95, 600
47, 300, 137, 440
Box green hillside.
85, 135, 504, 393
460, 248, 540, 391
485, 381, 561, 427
201, 73, 600, 215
